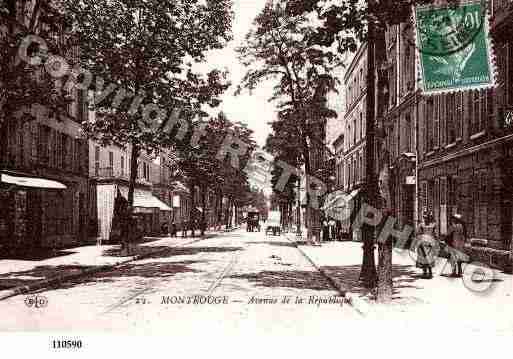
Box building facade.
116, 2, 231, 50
343, 43, 367, 192
0, 1, 90, 253
379, 21, 419, 231
377, 1, 513, 271
90, 142, 174, 241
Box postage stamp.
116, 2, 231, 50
414, 0, 496, 94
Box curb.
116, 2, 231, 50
283, 234, 370, 316
0, 236, 210, 301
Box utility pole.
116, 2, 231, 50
359, 0, 378, 289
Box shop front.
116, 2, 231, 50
0, 171, 68, 254
96, 183, 172, 242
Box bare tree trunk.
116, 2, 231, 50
375, 25, 393, 302
125, 142, 140, 255
360, 14, 378, 289
200, 185, 206, 236
302, 139, 316, 243
227, 196, 233, 229
188, 183, 195, 237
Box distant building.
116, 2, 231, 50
333, 133, 345, 191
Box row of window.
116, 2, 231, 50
93, 146, 152, 182
346, 110, 365, 151
7, 122, 87, 174
424, 89, 493, 153
346, 61, 366, 110
340, 150, 365, 190
383, 113, 413, 159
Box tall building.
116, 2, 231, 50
343, 43, 367, 192
379, 21, 418, 231
0, 2, 90, 252
379, 1, 513, 272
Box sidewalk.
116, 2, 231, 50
286, 234, 513, 332
0, 232, 217, 300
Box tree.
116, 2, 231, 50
0, 0, 73, 168
65, 0, 232, 251
172, 111, 256, 235
285, 0, 450, 300
265, 114, 302, 231
237, 0, 342, 243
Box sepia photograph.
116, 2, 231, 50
0, 0, 512, 355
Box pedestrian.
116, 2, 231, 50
446, 213, 467, 277
161, 223, 168, 236
416, 211, 436, 279
170, 223, 176, 237
328, 219, 336, 241
322, 219, 329, 242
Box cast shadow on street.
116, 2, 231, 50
58, 260, 204, 289
0, 260, 205, 291
245, 241, 297, 248
102, 245, 244, 259
320, 264, 422, 299
0, 264, 92, 290
0, 249, 77, 261
229, 270, 334, 291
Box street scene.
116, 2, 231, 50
1, 0, 513, 348
0, 229, 360, 332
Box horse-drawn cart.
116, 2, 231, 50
246, 211, 261, 232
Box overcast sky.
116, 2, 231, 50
201, 0, 274, 148
202, 0, 345, 149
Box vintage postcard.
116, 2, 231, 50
0, 0, 512, 356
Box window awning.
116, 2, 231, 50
321, 189, 360, 211
120, 188, 172, 211
195, 207, 203, 213
171, 181, 190, 193
134, 192, 172, 211
1, 172, 67, 189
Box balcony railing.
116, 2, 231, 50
95, 167, 131, 180
94, 167, 154, 185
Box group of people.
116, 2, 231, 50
415, 211, 468, 279
321, 219, 339, 242
161, 223, 178, 237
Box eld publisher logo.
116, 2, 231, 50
24, 295, 48, 309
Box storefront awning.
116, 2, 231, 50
321, 189, 360, 211
171, 181, 190, 194
134, 192, 172, 211
1, 172, 67, 189
119, 187, 172, 211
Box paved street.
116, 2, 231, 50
0, 229, 359, 333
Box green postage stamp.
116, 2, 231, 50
414, 0, 495, 94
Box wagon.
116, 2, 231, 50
246, 211, 261, 232
265, 211, 281, 236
